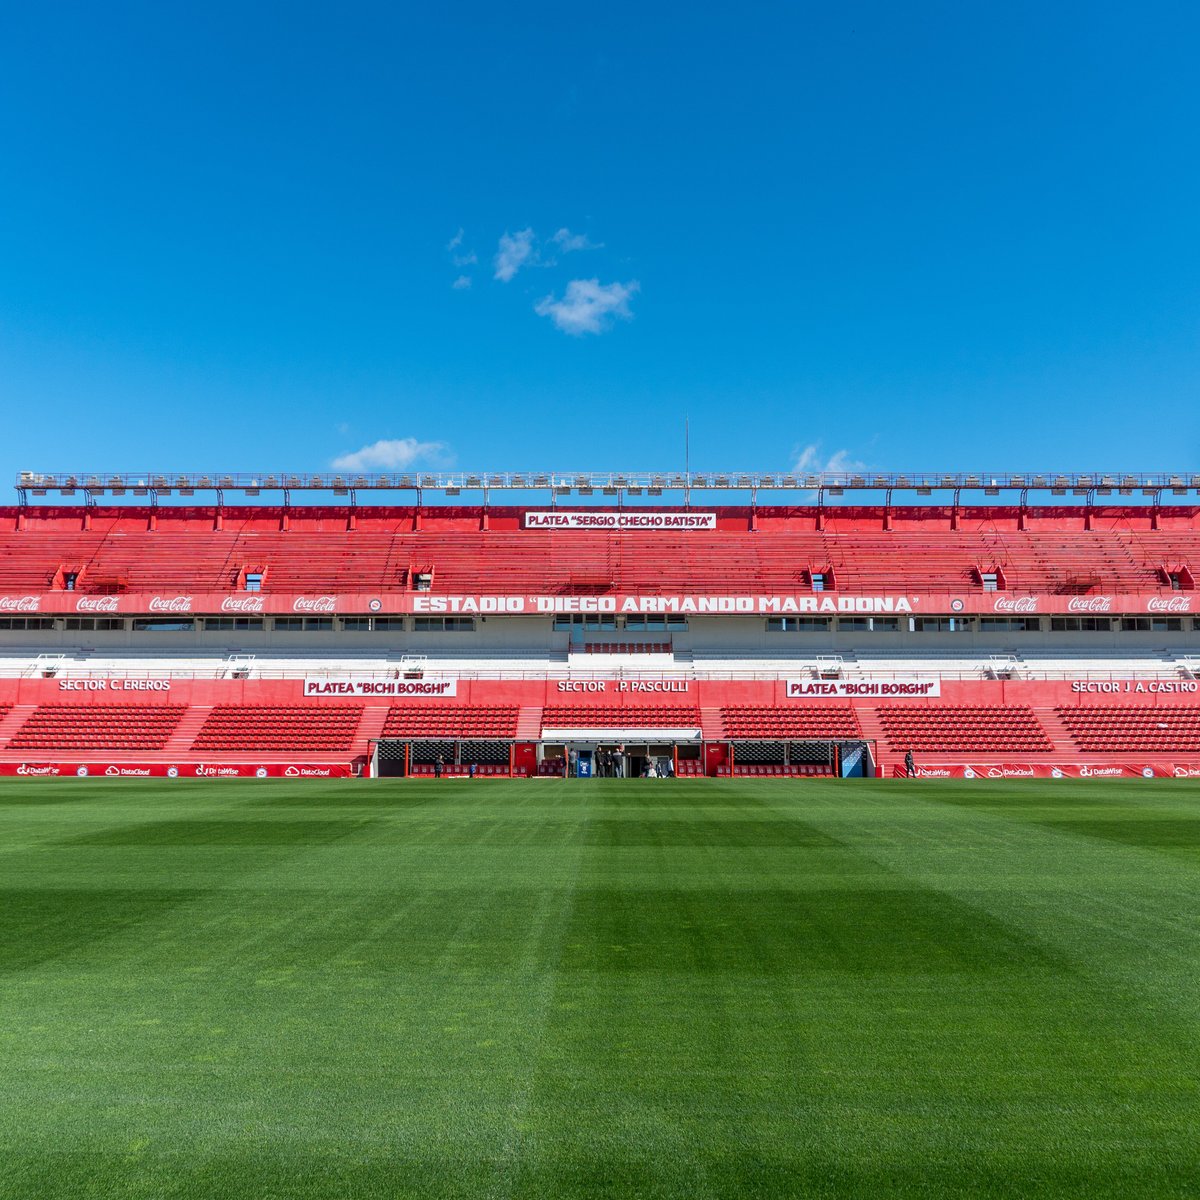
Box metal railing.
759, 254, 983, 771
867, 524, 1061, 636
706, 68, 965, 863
7, 664, 1195, 684
16, 469, 1200, 499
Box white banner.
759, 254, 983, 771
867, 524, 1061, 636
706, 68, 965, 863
786, 677, 941, 699
524, 511, 717, 531
303, 677, 458, 698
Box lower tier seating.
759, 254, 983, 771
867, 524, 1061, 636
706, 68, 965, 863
877, 705, 1052, 753
542, 705, 701, 727
381, 706, 519, 739
720, 705, 861, 739
192, 705, 364, 751
1057, 706, 1200, 753
9, 704, 185, 750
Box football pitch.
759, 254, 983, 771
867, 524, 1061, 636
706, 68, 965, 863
1, 779, 1198, 1199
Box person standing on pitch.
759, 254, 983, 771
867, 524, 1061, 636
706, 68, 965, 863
904, 749, 915, 778
434, 756, 444, 779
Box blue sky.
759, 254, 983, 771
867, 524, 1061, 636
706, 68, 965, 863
1, 2, 1198, 488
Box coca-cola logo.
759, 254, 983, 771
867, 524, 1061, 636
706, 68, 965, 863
148, 595, 193, 613
293, 596, 336, 613
221, 595, 265, 613
75, 596, 119, 613
1147, 595, 1192, 613
1067, 596, 1112, 613
992, 595, 1038, 613
0, 595, 41, 612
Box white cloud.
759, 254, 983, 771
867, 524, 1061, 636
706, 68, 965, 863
551, 228, 601, 253
493, 228, 536, 282
446, 227, 477, 268
331, 437, 446, 472
792, 444, 866, 476
451, 275, 472, 290
534, 278, 639, 336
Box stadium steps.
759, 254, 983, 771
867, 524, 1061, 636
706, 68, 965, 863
700, 707, 726, 740
850, 707, 892, 768
161, 706, 215, 756
0, 704, 36, 749
515, 706, 543, 740
1029, 707, 1086, 757
355, 706, 391, 753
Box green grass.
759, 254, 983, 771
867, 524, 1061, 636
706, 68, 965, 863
1, 778, 1198, 1199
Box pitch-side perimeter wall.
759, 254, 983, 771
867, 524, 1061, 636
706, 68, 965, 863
2, 676, 1200, 779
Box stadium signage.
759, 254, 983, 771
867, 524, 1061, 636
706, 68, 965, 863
898, 763, 1196, 780
786, 678, 941, 698
1067, 595, 1112, 613
1069, 680, 1198, 693
149, 595, 193, 613
57, 679, 172, 692
555, 680, 690, 693
7, 589, 1196, 617
0, 762, 356, 778
293, 595, 337, 613
414, 594, 917, 615
302, 677, 458, 697
74, 596, 120, 613
992, 595, 1039, 613
1147, 595, 1192, 613
525, 512, 718, 531
221, 595, 266, 613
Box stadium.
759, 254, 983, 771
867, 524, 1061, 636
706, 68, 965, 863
3, 469, 1200, 781
4, 469, 1200, 1198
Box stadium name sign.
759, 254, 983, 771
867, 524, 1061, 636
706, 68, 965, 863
787, 678, 941, 698
525, 512, 717, 530
302, 677, 458, 698
414, 594, 917, 614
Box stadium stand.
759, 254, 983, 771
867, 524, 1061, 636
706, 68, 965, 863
719, 705, 861, 739
1056, 707, 1200, 754
2, 484, 1200, 778
191, 706, 364, 752
876, 705, 1054, 754
8, 704, 184, 750
541, 705, 701, 728
381, 706, 519, 739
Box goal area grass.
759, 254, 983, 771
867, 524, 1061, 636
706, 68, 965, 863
1, 777, 1197, 1199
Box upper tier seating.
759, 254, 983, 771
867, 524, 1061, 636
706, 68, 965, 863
542, 705, 701, 728
191, 706, 363, 751
720, 705, 861, 739
8, 704, 184, 750
876, 705, 1053, 753
2, 509, 1195, 595
1056, 706, 1200, 753
381, 706, 519, 739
